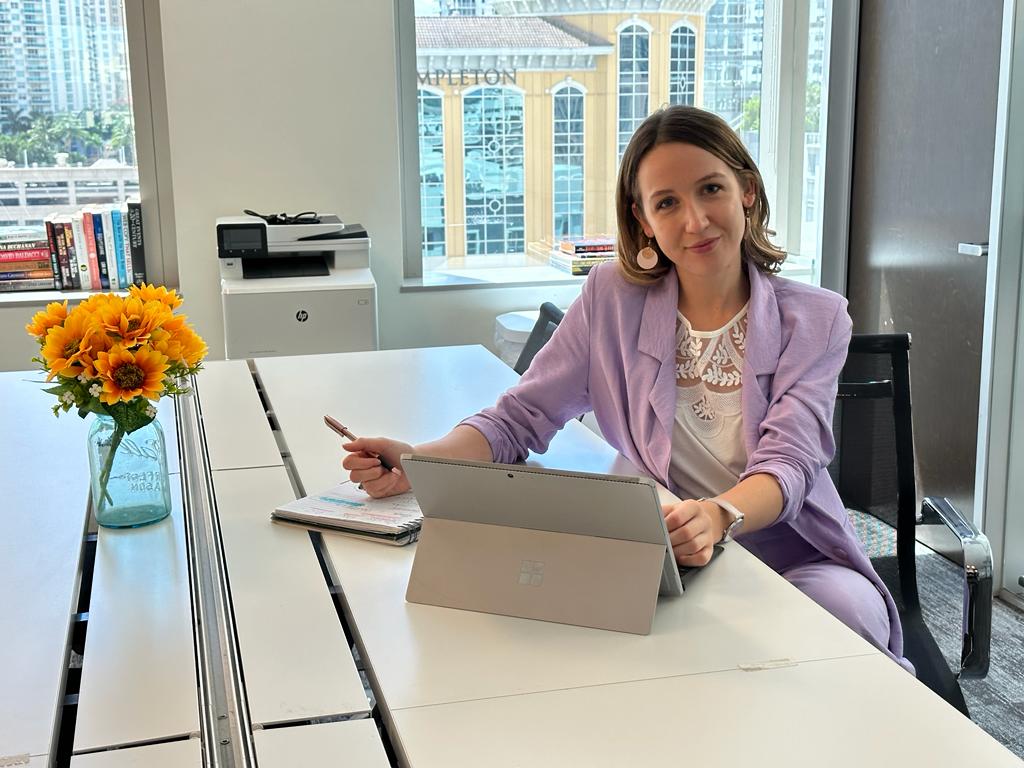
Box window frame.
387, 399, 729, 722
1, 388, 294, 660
398, 0, 844, 288
550, 79, 586, 243
417, 84, 447, 258
668, 20, 698, 107
615, 18, 653, 161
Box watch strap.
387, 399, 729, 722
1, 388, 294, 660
699, 496, 745, 543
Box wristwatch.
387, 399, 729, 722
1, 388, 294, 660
699, 496, 745, 543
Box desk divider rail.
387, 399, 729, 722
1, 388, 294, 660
177, 384, 257, 768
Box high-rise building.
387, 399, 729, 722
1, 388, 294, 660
0, 0, 129, 118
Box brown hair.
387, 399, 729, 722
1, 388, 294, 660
615, 105, 786, 285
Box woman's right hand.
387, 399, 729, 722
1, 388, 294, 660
341, 437, 414, 498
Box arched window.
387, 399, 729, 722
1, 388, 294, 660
417, 88, 446, 257
552, 83, 584, 241
669, 24, 697, 106
617, 23, 650, 159
462, 86, 525, 255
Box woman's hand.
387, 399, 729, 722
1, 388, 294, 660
662, 499, 727, 567
341, 437, 414, 498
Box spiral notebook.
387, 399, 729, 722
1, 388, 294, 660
272, 481, 422, 545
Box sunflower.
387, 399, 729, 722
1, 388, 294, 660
129, 283, 183, 310
97, 295, 172, 348
25, 300, 69, 340
41, 308, 100, 380
93, 345, 170, 404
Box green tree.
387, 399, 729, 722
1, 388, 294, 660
805, 81, 821, 133
740, 94, 760, 132
1, 107, 32, 136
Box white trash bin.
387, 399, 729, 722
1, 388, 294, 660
494, 310, 540, 369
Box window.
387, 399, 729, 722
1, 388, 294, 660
462, 86, 524, 256
668, 24, 697, 107
0, 0, 138, 227
403, 0, 832, 286
617, 23, 650, 160
552, 83, 584, 241
418, 87, 447, 257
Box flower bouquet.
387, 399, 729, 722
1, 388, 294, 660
26, 284, 207, 527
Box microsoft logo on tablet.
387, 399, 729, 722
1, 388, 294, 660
518, 560, 544, 586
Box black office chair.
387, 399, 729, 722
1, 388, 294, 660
832, 333, 992, 716
513, 302, 565, 376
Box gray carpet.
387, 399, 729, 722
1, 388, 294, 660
848, 508, 1024, 758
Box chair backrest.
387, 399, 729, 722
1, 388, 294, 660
832, 333, 920, 610
513, 302, 565, 376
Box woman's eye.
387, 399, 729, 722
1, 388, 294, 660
655, 197, 675, 210
703, 184, 723, 194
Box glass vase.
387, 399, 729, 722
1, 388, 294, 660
87, 412, 172, 528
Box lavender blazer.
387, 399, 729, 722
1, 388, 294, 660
463, 259, 904, 658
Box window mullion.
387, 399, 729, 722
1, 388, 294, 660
759, 0, 811, 257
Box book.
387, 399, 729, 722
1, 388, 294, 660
43, 217, 62, 290
71, 213, 98, 289
559, 235, 615, 255
52, 218, 73, 288
0, 258, 52, 272
126, 197, 146, 284
62, 219, 84, 290
0, 224, 47, 245
119, 201, 132, 282
272, 481, 422, 546
548, 250, 615, 276
109, 206, 127, 288
0, 247, 51, 263
0, 268, 54, 280
0, 277, 58, 292
86, 210, 110, 289
0, 238, 49, 252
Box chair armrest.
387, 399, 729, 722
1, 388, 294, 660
921, 496, 993, 679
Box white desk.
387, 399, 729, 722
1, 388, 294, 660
70, 738, 202, 767
253, 719, 390, 767
195, 361, 282, 470
391, 654, 1022, 768
211, 465, 369, 726
73, 478, 200, 752
254, 345, 1022, 767
0, 372, 103, 763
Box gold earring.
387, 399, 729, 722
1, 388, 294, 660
636, 237, 659, 270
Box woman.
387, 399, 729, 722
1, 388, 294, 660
343, 105, 912, 672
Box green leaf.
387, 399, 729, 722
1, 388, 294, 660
105, 400, 155, 434
43, 385, 65, 395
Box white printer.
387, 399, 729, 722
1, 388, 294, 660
217, 213, 378, 359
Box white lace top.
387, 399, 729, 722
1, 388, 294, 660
668, 303, 749, 499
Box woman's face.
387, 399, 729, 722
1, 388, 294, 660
632, 141, 756, 280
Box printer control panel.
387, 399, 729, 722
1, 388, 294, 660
217, 222, 268, 259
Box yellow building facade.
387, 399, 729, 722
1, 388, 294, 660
416, 8, 711, 264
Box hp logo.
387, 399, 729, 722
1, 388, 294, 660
295, 310, 309, 322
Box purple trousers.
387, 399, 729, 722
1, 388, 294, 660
740, 523, 915, 674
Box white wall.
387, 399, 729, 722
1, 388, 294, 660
157, 0, 582, 362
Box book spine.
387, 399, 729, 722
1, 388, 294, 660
88, 210, 110, 290
109, 208, 127, 288
44, 218, 62, 290
71, 214, 96, 289
62, 221, 82, 290
0, 258, 52, 271
126, 199, 146, 285
0, 247, 51, 262
119, 202, 132, 282
53, 221, 72, 288
559, 242, 615, 254
0, 277, 57, 292
99, 207, 120, 289
0, 239, 49, 252
0, 269, 54, 280
80, 212, 103, 289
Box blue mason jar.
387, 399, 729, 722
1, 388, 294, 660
87, 413, 172, 528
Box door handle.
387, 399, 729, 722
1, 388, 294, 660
958, 242, 989, 257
